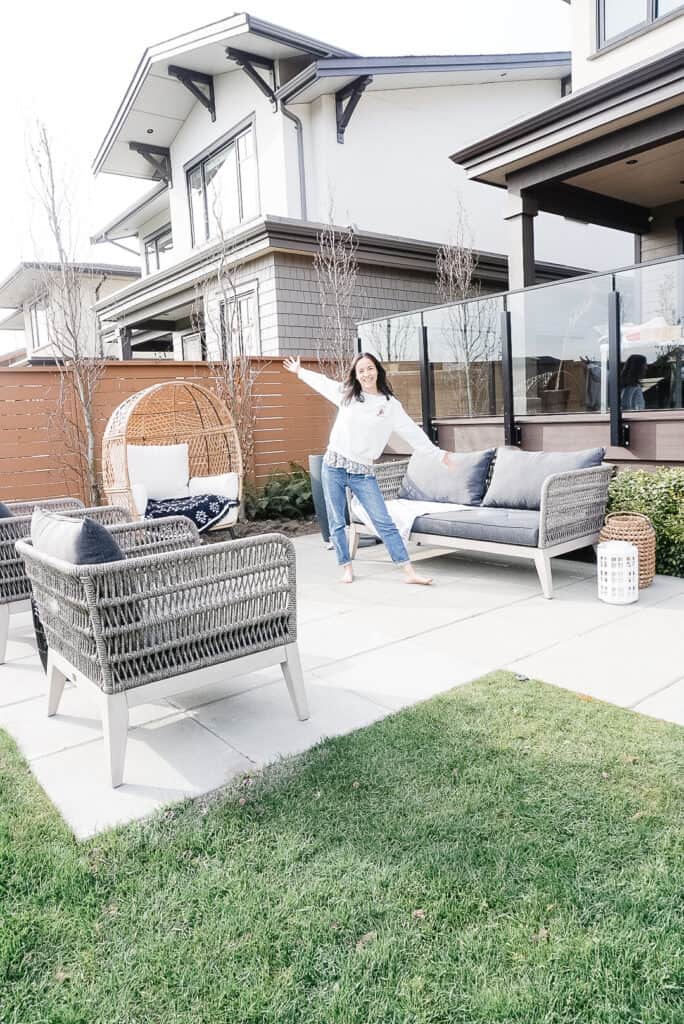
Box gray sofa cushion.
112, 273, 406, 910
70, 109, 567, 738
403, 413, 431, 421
481, 447, 605, 511
412, 507, 540, 547
398, 448, 496, 505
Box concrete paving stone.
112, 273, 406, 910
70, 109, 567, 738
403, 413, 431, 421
0, 687, 176, 761
168, 662, 285, 711
0, 656, 49, 708
633, 677, 684, 726
506, 591, 684, 708
30, 713, 251, 840
310, 642, 491, 711
190, 679, 386, 764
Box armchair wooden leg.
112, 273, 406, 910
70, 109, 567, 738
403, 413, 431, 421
534, 550, 553, 599
0, 604, 8, 665
281, 642, 309, 721
46, 651, 68, 716
102, 692, 129, 788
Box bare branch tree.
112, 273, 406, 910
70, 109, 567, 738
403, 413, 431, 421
314, 219, 359, 380
28, 122, 105, 504
193, 194, 258, 482
435, 198, 499, 417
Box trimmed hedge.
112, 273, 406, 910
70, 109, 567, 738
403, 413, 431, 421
607, 468, 684, 577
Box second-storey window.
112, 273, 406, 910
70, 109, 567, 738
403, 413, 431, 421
144, 225, 173, 274
187, 127, 259, 245
599, 0, 683, 45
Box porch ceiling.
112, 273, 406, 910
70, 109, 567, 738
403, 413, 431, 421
566, 135, 684, 207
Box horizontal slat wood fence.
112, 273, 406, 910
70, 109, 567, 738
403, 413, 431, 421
0, 360, 335, 503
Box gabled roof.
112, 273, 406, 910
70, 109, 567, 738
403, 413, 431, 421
93, 12, 356, 179
277, 52, 571, 104
0, 262, 140, 310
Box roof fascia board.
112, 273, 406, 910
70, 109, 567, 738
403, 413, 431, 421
451, 43, 684, 168
90, 183, 169, 243
244, 14, 357, 58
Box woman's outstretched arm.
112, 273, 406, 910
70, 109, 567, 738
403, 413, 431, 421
283, 356, 343, 406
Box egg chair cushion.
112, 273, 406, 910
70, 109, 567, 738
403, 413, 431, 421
127, 443, 190, 500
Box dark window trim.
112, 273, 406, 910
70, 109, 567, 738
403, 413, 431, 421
595, 0, 684, 53
185, 115, 258, 248
676, 218, 684, 255
143, 222, 173, 274
183, 113, 255, 174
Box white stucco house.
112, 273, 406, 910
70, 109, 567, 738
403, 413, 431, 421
89, 12, 632, 360
0, 262, 140, 364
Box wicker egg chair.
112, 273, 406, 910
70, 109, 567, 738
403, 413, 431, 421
102, 381, 243, 529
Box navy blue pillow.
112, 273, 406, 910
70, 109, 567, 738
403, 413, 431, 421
76, 517, 125, 564
0, 502, 13, 519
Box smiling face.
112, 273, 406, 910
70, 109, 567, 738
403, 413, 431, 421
355, 356, 379, 394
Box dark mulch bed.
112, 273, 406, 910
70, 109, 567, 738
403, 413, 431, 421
204, 516, 320, 541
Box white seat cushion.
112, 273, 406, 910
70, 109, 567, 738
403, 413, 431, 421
127, 444, 190, 501
188, 472, 239, 501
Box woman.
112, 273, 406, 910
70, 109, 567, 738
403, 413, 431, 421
620, 353, 648, 411
284, 352, 451, 585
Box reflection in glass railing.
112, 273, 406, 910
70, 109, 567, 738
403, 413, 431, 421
614, 260, 684, 411
508, 273, 614, 416
424, 295, 504, 418
358, 313, 423, 422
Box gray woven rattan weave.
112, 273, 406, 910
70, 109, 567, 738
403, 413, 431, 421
6, 498, 84, 517
348, 459, 614, 598
0, 505, 131, 663
16, 529, 308, 786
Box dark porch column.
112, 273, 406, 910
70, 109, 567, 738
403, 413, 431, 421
504, 193, 538, 290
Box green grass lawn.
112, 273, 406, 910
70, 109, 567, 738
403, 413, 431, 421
1, 672, 683, 1024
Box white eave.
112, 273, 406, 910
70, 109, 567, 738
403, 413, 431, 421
276, 53, 571, 104
93, 12, 356, 179
0, 263, 141, 310
90, 183, 171, 243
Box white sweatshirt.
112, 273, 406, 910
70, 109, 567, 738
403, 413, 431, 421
297, 367, 443, 466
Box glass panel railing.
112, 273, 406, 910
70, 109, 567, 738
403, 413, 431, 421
614, 259, 684, 411
358, 312, 423, 422
423, 295, 504, 418
508, 272, 615, 415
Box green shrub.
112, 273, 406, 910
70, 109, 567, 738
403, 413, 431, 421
244, 463, 314, 520
607, 468, 684, 577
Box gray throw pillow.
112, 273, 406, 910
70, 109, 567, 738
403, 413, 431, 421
31, 509, 124, 564
0, 502, 13, 518
398, 448, 496, 505
482, 447, 605, 511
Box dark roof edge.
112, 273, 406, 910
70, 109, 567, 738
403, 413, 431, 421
93, 216, 586, 313
450, 42, 684, 166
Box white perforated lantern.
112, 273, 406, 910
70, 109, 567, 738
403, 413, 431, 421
597, 541, 639, 605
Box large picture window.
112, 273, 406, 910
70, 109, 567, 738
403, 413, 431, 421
187, 126, 259, 245
598, 0, 683, 46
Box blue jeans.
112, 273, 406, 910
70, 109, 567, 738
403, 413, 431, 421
321, 463, 409, 566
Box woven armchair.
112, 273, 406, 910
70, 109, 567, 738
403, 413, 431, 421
0, 505, 131, 663
17, 530, 308, 787
5, 498, 84, 517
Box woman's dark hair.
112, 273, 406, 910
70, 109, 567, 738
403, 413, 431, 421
620, 353, 648, 387
342, 352, 394, 405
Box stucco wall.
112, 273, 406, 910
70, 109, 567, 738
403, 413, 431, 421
571, 0, 684, 90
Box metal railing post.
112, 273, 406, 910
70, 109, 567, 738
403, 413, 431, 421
500, 307, 521, 446
608, 290, 630, 448
418, 319, 437, 442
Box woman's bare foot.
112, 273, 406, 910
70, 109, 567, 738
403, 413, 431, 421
402, 564, 433, 586
340, 564, 354, 584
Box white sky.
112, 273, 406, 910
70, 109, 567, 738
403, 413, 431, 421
0, 0, 570, 349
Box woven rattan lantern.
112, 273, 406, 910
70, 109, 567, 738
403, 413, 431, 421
102, 381, 243, 519
599, 512, 656, 588
597, 540, 639, 605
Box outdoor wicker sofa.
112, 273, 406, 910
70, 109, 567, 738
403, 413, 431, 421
16, 521, 308, 787
348, 454, 614, 599
0, 503, 130, 663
